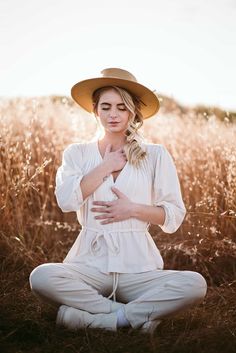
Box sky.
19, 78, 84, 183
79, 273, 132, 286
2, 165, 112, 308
1, 0, 236, 110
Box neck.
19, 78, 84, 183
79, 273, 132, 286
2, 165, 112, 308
99, 133, 127, 150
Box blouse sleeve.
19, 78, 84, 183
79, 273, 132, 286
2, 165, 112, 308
153, 145, 186, 233
55, 144, 86, 212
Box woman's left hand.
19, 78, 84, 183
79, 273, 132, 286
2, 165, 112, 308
91, 187, 133, 224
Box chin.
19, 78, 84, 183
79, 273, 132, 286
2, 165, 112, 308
109, 128, 126, 134
107, 126, 125, 133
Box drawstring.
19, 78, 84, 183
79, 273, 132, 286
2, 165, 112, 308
107, 272, 119, 301
90, 230, 120, 255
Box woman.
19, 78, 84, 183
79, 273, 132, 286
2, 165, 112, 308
30, 68, 207, 334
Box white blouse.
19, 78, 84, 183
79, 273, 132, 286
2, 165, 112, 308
55, 141, 186, 274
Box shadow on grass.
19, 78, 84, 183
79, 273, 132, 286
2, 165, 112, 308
1, 283, 236, 353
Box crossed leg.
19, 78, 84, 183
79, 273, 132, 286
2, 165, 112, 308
29, 263, 122, 313
117, 269, 207, 329
30, 264, 207, 331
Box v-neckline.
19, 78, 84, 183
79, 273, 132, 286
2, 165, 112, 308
95, 141, 128, 185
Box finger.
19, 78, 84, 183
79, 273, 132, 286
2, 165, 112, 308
91, 207, 110, 213
94, 214, 114, 220
117, 147, 124, 152
105, 144, 112, 154
101, 218, 118, 225
111, 187, 125, 198
93, 201, 112, 206
119, 149, 126, 156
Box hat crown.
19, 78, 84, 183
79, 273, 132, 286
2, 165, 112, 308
101, 68, 137, 83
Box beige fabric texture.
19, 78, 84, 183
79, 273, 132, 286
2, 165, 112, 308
30, 262, 207, 330
54, 142, 186, 274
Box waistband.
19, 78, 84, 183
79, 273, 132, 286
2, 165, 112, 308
82, 226, 149, 255
82, 225, 149, 233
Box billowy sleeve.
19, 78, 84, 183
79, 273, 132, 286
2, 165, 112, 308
153, 145, 186, 233
55, 144, 86, 212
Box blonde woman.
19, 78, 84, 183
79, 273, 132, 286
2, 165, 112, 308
30, 68, 207, 334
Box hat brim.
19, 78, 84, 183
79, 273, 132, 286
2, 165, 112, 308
71, 77, 160, 119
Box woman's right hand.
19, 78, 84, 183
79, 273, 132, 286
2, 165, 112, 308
103, 144, 127, 173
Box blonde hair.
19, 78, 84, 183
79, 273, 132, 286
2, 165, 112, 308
92, 86, 146, 166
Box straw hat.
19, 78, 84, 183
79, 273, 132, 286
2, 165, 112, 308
71, 68, 160, 119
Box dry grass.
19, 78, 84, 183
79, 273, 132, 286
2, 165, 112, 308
0, 96, 236, 353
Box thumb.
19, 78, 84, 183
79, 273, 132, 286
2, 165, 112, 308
111, 187, 126, 199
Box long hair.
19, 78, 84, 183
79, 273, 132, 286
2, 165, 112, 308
92, 86, 146, 166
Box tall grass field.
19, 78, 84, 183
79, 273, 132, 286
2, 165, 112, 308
0, 96, 236, 353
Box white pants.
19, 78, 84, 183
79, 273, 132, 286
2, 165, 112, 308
29, 263, 207, 329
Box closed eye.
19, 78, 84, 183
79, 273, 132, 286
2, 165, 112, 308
101, 107, 127, 111
100, 103, 127, 111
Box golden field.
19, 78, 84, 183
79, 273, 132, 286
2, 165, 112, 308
0, 96, 236, 353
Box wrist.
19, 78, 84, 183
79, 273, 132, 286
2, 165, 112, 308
130, 202, 139, 218
101, 161, 113, 177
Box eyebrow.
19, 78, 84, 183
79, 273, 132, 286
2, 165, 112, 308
100, 102, 126, 106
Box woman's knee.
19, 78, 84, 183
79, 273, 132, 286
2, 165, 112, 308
181, 271, 207, 302
29, 264, 55, 297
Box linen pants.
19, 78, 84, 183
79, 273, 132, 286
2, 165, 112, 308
29, 263, 207, 329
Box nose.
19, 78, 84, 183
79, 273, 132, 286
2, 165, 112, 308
109, 109, 118, 119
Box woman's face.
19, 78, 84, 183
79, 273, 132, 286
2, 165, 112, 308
95, 89, 130, 134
